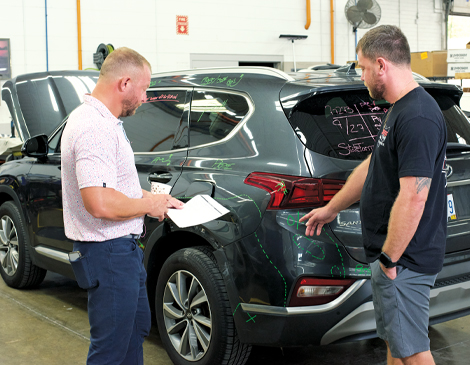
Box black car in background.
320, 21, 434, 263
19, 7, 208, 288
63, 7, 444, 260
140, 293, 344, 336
2, 66, 470, 365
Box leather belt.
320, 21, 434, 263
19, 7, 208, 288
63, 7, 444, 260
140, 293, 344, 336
122, 234, 140, 240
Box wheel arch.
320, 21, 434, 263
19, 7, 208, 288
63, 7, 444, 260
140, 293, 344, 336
0, 187, 20, 206
145, 224, 217, 309
144, 224, 253, 347
0, 185, 29, 224
0, 190, 47, 288
0, 191, 15, 206
0, 184, 32, 236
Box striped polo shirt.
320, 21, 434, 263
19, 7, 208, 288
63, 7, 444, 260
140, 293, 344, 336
61, 95, 143, 242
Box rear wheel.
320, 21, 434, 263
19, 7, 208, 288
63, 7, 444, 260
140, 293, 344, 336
0, 201, 46, 288
155, 246, 251, 365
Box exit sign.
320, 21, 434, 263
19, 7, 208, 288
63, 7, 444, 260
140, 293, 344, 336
176, 16, 188, 35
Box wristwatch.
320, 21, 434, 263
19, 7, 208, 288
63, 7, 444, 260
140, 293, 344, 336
379, 251, 397, 268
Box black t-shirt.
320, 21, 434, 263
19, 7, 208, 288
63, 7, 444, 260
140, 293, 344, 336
360, 86, 447, 274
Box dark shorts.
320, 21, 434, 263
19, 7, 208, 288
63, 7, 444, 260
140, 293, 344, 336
370, 260, 437, 359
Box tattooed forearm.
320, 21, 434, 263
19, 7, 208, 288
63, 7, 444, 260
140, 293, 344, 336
415, 177, 431, 194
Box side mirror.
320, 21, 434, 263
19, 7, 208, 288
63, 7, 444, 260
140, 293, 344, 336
22, 134, 48, 158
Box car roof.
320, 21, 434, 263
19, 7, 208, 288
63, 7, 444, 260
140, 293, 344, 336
148, 64, 457, 93
287, 64, 431, 86
151, 66, 294, 81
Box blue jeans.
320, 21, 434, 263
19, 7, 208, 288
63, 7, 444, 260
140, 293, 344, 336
72, 237, 151, 365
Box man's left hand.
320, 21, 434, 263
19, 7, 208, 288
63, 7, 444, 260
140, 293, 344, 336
379, 263, 397, 280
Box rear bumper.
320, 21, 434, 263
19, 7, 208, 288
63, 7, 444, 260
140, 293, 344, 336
322, 278, 470, 345
236, 279, 470, 346
233, 279, 371, 346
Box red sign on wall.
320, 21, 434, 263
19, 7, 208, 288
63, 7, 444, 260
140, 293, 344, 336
176, 16, 188, 35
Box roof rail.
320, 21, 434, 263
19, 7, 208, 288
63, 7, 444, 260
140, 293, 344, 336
151, 66, 294, 81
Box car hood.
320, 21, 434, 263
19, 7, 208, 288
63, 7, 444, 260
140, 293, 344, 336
1, 70, 99, 141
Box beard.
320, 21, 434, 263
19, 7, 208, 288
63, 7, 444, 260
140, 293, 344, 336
367, 72, 386, 101
120, 98, 141, 118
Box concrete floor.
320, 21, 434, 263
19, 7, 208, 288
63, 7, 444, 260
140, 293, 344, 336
1, 273, 470, 365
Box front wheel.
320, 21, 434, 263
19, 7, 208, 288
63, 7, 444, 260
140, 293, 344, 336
0, 201, 46, 288
155, 246, 251, 365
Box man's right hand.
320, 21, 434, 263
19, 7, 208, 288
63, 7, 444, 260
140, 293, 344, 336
299, 206, 338, 236
147, 194, 185, 221
298, 155, 371, 236
147, 193, 171, 221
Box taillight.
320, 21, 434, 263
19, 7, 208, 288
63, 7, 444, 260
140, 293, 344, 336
244, 172, 344, 209
289, 277, 356, 306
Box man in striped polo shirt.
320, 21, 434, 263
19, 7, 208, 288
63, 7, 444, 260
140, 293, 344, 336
61, 47, 183, 365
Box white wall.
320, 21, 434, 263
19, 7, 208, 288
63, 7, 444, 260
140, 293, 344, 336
0, 0, 448, 130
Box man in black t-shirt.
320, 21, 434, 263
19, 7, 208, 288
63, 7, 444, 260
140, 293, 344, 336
300, 25, 446, 365
361, 87, 447, 273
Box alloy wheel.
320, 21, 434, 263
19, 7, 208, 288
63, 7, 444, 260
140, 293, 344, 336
0, 215, 19, 276
162, 270, 212, 361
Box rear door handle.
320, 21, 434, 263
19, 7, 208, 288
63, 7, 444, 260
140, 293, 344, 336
148, 172, 173, 183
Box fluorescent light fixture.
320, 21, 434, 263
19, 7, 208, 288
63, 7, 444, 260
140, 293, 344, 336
279, 34, 308, 40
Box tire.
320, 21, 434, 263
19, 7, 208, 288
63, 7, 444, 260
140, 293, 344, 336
0, 201, 47, 288
155, 246, 252, 365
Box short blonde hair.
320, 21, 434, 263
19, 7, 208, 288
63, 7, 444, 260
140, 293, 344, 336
356, 25, 411, 66
99, 47, 151, 80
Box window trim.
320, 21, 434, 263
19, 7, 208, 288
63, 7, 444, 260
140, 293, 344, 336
49, 86, 255, 157
47, 119, 67, 155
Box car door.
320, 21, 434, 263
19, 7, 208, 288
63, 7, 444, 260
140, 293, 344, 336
26, 123, 72, 268
171, 88, 262, 245
122, 87, 191, 228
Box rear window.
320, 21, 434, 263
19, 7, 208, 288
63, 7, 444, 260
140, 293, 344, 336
289, 91, 390, 160
189, 90, 250, 147
289, 89, 470, 160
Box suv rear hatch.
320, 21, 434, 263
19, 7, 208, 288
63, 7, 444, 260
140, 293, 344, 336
431, 89, 470, 254
280, 80, 470, 262
1, 70, 99, 141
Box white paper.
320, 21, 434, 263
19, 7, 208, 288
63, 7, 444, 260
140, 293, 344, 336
167, 195, 229, 228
